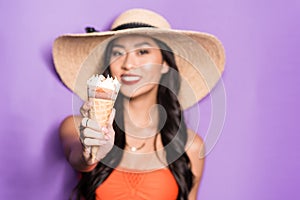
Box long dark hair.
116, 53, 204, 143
72, 30, 194, 200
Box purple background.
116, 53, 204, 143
1, 0, 299, 199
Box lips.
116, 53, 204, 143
121, 74, 141, 85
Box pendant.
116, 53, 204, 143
130, 146, 137, 152
126, 142, 146, 152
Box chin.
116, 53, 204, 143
121, 85, 158, 100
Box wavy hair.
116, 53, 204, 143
72, 31, 194, 200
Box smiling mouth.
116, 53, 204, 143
121, 74, 141, 85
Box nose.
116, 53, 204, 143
121, 51, 136, 70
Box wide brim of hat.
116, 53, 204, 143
52, 28, 225, 109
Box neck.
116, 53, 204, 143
123, 87, 160, 138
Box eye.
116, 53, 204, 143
111, 49, 125, 57
137, 49, 149, 55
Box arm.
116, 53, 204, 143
59, 99, 116, 172
59, 107, 116, 172
186, 129, 205, 200
59, 115, 97, 172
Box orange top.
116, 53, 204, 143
95, 168, 179, 200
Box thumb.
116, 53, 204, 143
108, 108, 116, 125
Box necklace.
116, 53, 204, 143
126, 142, 146, 152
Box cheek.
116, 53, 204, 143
109, 64, 120, 78
109, 57, 124, 76
142, 64, 163, 80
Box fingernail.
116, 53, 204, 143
104, 134, 111, 140
102, 127, 108, 133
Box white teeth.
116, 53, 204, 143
122, 76, 140, 82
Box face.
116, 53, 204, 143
109, 35, 169, 99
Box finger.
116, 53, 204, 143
104, 126, 115, 142
106, 109, 115, 139
99, 127, 111, 140
81, 117, 101, 130
86, 119, 102, 131
82, 146, 92, 162
108, 108, 116, 125
80, 101, 92, 117
80, 108, 88, 117
82, 145, 91, 155
83, 138, 108, 146
83, 127, 106, 139
82, 101, 92, 111
81, 117, 90, 127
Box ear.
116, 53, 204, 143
161, 61, 169, 74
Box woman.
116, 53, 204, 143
53, 8, 225, 200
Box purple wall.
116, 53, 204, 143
1, 0, 299, 199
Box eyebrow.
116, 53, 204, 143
134, 42, 152, 48
112, 42, 153, 49
112, 44, 125, 48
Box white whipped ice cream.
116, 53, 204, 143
87, 74, 121, 91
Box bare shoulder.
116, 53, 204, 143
185, 129, 205, 199
59, 115, 82, 136
185, 129, 205, 177
59, 115, 82, 155
186, 129, 205, 159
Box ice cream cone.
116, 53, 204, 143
89, 98, 115, 162
89, 98, 114, 126
86, 74, 121, 163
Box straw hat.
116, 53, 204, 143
52, 8, 225, 109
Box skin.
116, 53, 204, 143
59, 35, 205, 199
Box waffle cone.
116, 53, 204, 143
89, 97, 115, 162
89, 98, 114, 126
